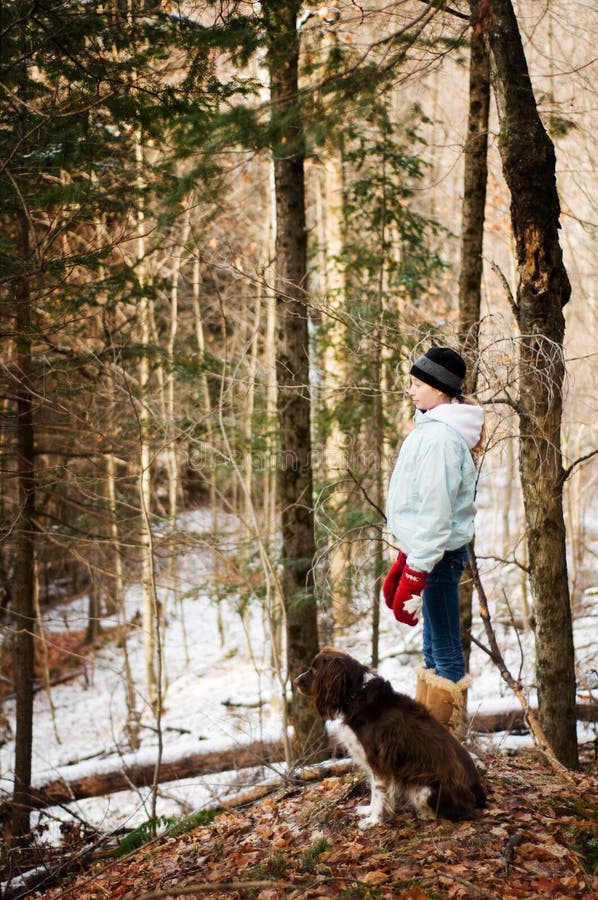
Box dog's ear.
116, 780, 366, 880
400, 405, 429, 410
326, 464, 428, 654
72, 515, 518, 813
314, 655, 362, 718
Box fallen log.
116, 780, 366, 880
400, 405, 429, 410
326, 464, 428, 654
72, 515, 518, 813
1, 739, 286, 815
218, 758, 356, 811
469, 702, 598, 734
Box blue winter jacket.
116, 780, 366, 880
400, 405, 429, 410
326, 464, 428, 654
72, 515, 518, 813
386, 404, 484, 573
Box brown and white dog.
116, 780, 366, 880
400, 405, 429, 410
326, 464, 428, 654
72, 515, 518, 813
295, 647, 486, 828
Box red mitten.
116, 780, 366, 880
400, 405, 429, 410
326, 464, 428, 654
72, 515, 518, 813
382, 551, 407, 609
392, 565, 427, 626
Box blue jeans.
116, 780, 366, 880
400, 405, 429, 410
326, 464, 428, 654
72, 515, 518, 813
421, 546, 468, 682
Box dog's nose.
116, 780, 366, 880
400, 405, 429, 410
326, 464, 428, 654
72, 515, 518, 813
294, 671, 308, 689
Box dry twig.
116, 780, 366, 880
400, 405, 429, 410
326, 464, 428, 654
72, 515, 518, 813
468, 544, 575, 781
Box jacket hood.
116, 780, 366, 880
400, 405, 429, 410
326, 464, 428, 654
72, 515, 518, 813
418, 403, 484, 450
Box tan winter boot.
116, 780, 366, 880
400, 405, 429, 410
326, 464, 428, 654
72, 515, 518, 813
425, 671, 471, 739
415, 666, 433, 708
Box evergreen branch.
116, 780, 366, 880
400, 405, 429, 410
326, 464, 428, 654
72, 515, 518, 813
30, 10, 101, 84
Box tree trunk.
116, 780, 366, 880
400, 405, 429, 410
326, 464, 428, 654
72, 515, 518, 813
322, 141, 353, 633
12, 208, 36, 841
473, 0, 577, 767
458, 21, 490, 672
458, 24, 490, 382
243, 287, 261, 525
191, 254, 218, 533
261, 213, 283, 669
106, 437, 141, 749
371, 329, 384, 670
134, 130, 161, 731
166, 208, 191, 528
263, 268, 278, 550
264, 0, 327, 762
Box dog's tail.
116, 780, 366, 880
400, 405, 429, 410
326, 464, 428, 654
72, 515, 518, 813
434, 781, 485, 820
473, 781, 487, 809
453, 741, 487, 809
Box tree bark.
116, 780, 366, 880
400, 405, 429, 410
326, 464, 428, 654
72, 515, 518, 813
458, 21, 490, 672
263, 0, 327, 762
191, 254, 218, 532
472, 0, 577, 768
458, 24, 490, 383
370, 329, 384, 670
165, 207, 191, 529
135, 132, 160, 716
322, 142, 353, 633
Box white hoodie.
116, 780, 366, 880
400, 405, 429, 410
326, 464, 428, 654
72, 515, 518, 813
423, 402, 485, 450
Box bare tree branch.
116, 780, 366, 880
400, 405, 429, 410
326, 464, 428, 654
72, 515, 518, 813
467, 544, 575, 780
346, 467, 387, 521
562, 448, 598, 484
418, 0, 470, 22
489, 260, 519, 318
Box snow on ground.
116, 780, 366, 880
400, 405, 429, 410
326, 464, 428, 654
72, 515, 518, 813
0, 508, 596, 843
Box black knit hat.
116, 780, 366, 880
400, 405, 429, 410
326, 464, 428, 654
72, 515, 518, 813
410, 346, 466, 398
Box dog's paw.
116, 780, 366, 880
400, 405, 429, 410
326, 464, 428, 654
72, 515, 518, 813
357, 814, 382, 830
405, 785, 435, 820
412, 804, 436, 820
356, 806, 387, 829
355, 804, 372, 817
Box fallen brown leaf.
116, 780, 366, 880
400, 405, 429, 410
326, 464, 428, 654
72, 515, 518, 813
360, 868, 390, 884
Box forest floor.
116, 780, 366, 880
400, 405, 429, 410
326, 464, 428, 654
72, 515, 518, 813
30, 746, 598, 900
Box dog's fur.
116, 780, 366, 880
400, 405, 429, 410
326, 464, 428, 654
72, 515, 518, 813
295, 647, 486, 828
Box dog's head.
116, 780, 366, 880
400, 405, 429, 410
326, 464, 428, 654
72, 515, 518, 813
294, 647, 368, 719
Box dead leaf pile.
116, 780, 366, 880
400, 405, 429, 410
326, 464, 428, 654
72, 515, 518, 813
36, 751, 597, 899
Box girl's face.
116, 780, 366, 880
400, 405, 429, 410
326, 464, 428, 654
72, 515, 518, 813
408, 377, 451, 411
